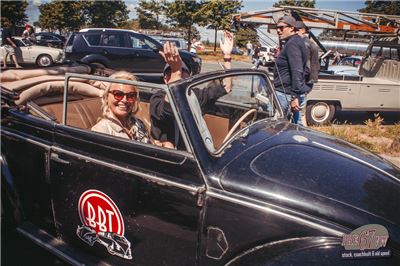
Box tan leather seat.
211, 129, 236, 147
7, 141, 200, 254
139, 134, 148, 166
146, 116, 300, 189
41, 97, 152, 131
42, 97, 103, 129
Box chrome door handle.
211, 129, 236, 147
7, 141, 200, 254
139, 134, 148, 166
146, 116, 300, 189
51, 153, 70, 165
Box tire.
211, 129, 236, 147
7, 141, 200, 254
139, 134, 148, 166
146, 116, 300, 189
36, 54, 53, 67
306, 102, 336, 126
90, 62, 106, 69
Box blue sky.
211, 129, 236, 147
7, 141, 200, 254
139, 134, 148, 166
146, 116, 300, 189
26, 0, 367, 40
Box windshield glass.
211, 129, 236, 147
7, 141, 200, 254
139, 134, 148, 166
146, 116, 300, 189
186, 73, 281, 153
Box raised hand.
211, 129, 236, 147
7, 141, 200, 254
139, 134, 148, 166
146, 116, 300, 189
159, 41, 182, 73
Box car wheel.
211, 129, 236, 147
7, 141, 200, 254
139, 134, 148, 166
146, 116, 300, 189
306, 102, 335, 125
36, 54, 53, 67
90, 62, 106, 69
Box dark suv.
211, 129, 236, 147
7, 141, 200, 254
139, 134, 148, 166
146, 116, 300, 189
64, 28, 201, 78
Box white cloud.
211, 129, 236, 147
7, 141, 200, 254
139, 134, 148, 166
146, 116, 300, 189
126, 3, 138, 19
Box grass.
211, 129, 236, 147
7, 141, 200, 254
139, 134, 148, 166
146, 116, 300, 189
312, 114, 400, 156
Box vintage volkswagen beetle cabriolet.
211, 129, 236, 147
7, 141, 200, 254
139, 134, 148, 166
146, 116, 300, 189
1, 65, 399, 265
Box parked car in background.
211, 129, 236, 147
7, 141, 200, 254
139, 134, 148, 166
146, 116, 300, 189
151, 36, 188, 50
259, 46, 276, 66
1, 65, 400, 265
35, 32, 66, 49
231, 46, 243, 55
307, 37, 400, 125
0, 37, 64, 67
327, 55, 363, 76
64, 28, 201, 80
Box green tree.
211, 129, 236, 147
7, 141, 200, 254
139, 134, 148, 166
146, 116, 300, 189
200, 0, 242, 51
358, 1, 400, 16
38, 1, 85, 34
235, 27, 258, 47
273, 0, 315, 8
165, 0, 205, 51
1, 0, 28, 26
84, 0, 129, 28
136, 0, 165, 30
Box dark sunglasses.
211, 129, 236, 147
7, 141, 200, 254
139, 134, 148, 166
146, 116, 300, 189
109, 90, 138, 102
277, 25, 290, 31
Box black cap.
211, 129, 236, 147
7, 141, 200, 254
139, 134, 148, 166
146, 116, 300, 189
295, 21, 308, 31
277, 16, 296, 27
163, 62, 190, 76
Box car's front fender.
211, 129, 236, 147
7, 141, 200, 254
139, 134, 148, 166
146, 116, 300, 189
226, 237, 349, 266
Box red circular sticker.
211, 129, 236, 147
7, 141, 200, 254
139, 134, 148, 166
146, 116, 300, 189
78, 190, 124, 236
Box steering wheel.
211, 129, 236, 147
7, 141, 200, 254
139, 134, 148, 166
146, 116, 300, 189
223, 109, 257, 143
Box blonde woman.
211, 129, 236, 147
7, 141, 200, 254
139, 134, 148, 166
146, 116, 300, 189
92, 71, 150, 143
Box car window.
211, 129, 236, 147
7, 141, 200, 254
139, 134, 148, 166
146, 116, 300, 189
128, 34, 157, 49
186, 74, 279, 153
83, 34, 101, 46
101, 33, 125, 47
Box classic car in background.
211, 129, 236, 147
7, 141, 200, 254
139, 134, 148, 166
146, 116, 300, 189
0, 37, 64, 67
1, 65, 400, 265
327, 55, 363, 76
306, 36, 400, 125
34, 32, 67, 49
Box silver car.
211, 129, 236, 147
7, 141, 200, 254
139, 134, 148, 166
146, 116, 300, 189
1, 37, 64, 67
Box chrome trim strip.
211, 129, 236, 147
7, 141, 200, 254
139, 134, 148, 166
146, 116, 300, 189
51, 146, 200, 193
16, 227, 83, 266
1, 130, 51, 149
207, 190, 344, 237
312, 141, 399, 182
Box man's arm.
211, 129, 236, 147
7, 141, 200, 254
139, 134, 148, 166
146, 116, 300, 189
287, 40, 308, 111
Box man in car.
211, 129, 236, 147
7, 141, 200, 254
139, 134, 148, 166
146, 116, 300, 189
1, 21, 22, 69
273, 16, 310, 124
150, 31, 233, 149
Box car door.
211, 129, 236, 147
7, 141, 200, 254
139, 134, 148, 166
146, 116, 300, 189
1, 104, 57, 234
99, 32, 131, 70
49, 78, 205, 265
126, 33, 165, 74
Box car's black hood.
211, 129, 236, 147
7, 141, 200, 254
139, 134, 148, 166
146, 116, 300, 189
219, 119, 400, 233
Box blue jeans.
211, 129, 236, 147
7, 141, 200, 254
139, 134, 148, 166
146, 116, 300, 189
292, 94, 306, 126
253, 58, 260, 68
275, 91, 305, 125
275, 91, 291, 116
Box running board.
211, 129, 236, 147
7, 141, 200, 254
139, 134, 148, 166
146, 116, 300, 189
16, 222, 110, 266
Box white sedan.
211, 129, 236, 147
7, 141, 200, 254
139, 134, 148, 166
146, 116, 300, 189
1, 37, 64, 67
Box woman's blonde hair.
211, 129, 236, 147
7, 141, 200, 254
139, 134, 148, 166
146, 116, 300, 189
101, 71, 140, 119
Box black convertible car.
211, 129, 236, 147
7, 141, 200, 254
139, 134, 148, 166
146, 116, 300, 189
1, 65, 399, 265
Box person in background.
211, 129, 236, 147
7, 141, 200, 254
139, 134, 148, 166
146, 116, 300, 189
273, 16, 310, 124
91, 71, 150, 143
21, 25, 31, 39
150, 31, 233, 149
1, 21, 22, 69
189, 38, 204, 54
252, 44, 261, 69
246, 41, 253, 57
294, 21, 320, 126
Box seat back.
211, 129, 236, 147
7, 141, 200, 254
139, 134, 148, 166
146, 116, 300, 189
41, 97, 152, 131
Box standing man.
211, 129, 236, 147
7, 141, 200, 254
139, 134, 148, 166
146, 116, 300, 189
252, 44, 261, 69
1, 21, 22, 69
294, 21, 320, 126
246, 41, 253, 57
190, 38, 204, 54
273, 16, 310, 124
